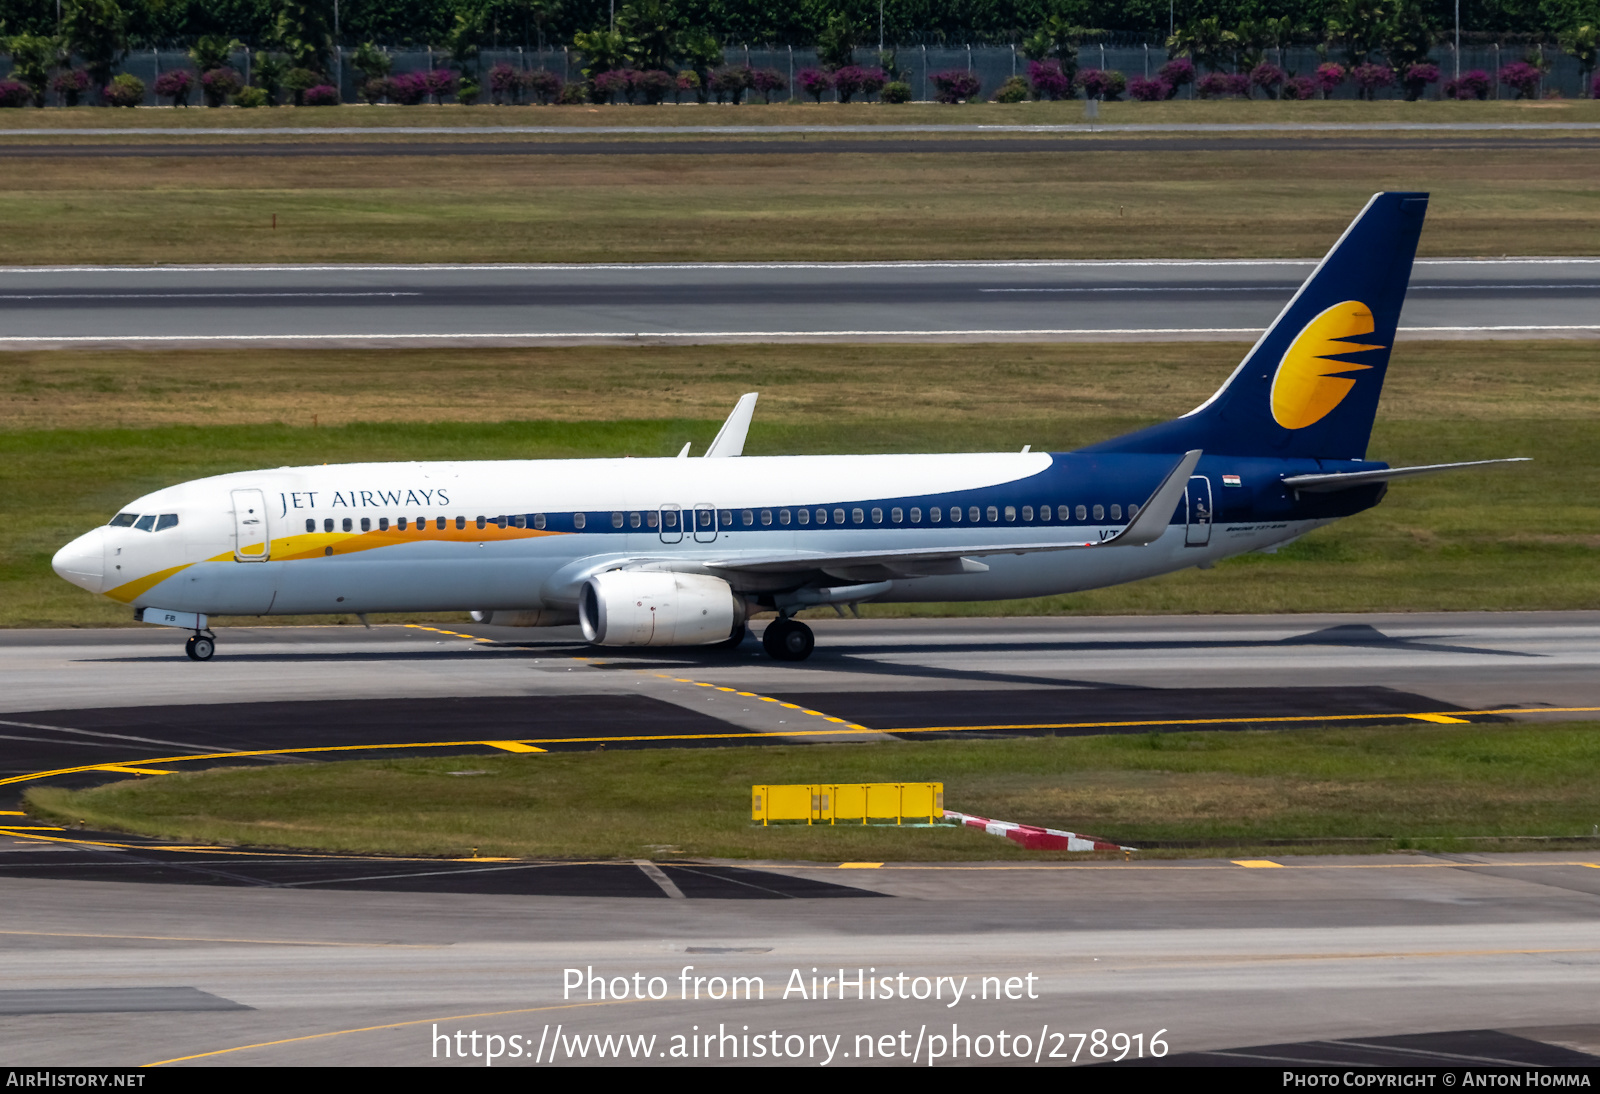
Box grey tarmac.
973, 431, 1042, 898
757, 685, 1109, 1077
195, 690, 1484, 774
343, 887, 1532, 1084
0, 258, 1596, 347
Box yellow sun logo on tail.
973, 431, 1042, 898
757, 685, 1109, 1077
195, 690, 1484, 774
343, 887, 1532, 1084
1270, 301, 1387, 429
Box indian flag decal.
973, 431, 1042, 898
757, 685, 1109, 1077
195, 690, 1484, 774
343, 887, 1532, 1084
1223, 474, 1242, 487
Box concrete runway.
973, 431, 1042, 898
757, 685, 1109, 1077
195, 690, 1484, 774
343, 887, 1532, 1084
4, 613, 1600, 1067
2, 259, 1596, 347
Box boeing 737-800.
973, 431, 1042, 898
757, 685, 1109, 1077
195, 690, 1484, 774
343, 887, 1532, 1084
51, 192, 1523, 662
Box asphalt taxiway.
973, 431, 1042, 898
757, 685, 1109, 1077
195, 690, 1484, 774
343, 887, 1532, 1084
1, 258, 1595, 347
4, 613, 1599, 1066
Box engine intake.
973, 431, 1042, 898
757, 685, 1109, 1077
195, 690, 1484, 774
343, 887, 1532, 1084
579, 571, 745, 646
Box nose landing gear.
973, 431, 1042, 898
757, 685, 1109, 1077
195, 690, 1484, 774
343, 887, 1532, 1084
185, 631, 216, 661
762, 618, 815, 662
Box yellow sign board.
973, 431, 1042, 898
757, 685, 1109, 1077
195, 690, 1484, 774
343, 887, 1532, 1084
751, 783, 945, 826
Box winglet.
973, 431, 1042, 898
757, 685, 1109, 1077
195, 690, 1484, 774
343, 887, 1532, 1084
704, 393, 759, 458
1105, 450, 1202, 547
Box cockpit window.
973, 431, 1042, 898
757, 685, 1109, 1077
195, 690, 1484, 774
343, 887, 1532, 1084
133, 515, 157, 532
155, 514, 179, 532
109, 513, 138, 527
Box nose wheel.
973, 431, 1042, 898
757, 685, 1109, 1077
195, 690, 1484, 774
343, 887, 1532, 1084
185, 633, 215, 661
762, 619, 815, 662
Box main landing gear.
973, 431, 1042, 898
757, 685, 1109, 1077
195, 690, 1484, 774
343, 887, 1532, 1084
185, 631, 216, 661
762, 618, 815, 662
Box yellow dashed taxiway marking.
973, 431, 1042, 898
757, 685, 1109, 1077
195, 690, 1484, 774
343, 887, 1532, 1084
1232, 859, 1286, 868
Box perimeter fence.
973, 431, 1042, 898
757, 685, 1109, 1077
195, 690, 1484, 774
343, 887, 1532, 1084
2, 43, 1593, 106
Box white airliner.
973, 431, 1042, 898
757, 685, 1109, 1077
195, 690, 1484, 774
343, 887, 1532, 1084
51, 193, 1522, 662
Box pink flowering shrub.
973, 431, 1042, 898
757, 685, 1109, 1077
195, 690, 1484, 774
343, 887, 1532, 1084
1127, 76, 1168, 101
636, 69, 674, 104
931, 70, 981, 103
154, 69, 194, 107
387, 72, 428, 105
525, 69, 563, 104
1158, 57, 1194, 95
421, 67, 458, 103
200, 66, 242, 107
1498, 61, 1542, 99
1027, 59, 1072, 100
302, 84, 338, 105
0, 80, 30, 108
1400, 63, 1439, 100
751, 67, 787, 102
489, 62, 521, 104
591, 68, 631, 103
1281, 75, 1316, 100
1315, 62, 1347, 97
1443, 69, 1490, 99
1076, 68, 1126, 100
51, 68, 90, 106
1250, 62, 1285, 98
797, 67, 833, 102
1351, 63, 1395, 99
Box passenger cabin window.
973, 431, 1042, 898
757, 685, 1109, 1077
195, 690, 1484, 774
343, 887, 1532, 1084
1058, 505, 1071, 521
398, 517, 408, 531
379, 518, 390, 531
573, 513, 586, 530
477, 516, 486, 530
892, 508, 903, 523
1039, 505, 1051, 521
909, 507, 920, 523
1021, 506, 1032, 521
612, 512, 625, 528
134, 515, 156, 531
987, 505, 999, 522
852, 508, 864, 524
969, 506, 981, 522
779, 509, 791, 525
646, 512, 658, 528
929, 507, 941, 522
798, 509, 809, 525
699, 510, 714, 529
514, 515, 528, 529
761, 510, 773, 526
662, 511, 676, 529
361, 517, 371, 532
436, 517, 447, 530
1093, 505, 1105, 521
1076, 504, 1088, 521
109, 513, 138, 527
342, 518, 352, 532
873, 508, 884, 523
719, 510, 732, 526
416, 517, 427, 532
742, 510, 754, 527
833, 509, 846, 525
1111, 504, 1122, 520
324, 518, 335, 533
815, 509, 827, 525
949, 507, 961, 523
306, 518, 317, 533
532, 514, 545, 530
630, 512, 642, 528
1129, 503, 1140, 518
455, 516, 466, 530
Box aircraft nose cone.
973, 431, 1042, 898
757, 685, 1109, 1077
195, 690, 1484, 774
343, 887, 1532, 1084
52, 527, 106, 594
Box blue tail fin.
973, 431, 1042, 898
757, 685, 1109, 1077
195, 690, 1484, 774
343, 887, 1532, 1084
1085, 191, 1428, 460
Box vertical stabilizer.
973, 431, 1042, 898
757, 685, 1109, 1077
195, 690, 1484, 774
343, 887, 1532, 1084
1086, 192, 1428, 460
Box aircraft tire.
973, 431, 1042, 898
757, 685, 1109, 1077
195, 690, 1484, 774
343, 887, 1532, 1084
189, 635, 215, 661
763, 619, 815, 662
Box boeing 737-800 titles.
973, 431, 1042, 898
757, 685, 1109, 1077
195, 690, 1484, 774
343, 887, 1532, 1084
52, 192, 1523, 662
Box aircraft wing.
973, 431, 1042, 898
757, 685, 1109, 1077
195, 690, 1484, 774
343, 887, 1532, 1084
702, 450, 1202, 577
1281, 458, 1529, 494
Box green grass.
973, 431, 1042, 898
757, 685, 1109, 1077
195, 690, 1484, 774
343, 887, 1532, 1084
25, 722, 1600, 860
0, 141, 1594, 262
6, 341, 1597, 627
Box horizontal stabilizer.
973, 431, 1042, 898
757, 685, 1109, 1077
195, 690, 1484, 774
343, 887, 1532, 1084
1281, 458, 1529, 493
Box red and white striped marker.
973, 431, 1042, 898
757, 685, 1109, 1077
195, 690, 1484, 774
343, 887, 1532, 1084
944, 809, 1134, 853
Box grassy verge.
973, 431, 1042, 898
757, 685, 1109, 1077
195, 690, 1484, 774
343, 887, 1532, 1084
3, 100, 1597, 130
25, 722, 1600, 860
0, 144, 1594, 262
6, 341, 1596, 626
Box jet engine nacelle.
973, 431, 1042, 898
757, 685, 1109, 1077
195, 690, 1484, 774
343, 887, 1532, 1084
469, 609, 580, 627
579, 571, 745, 646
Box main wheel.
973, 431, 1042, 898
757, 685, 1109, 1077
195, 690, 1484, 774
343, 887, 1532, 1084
762, 619, 815, 662
189, 635, 215, 661
184, 636, 198, 661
